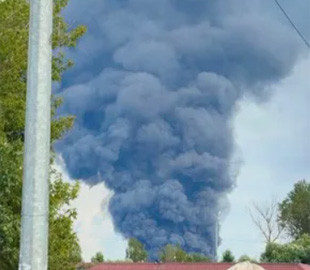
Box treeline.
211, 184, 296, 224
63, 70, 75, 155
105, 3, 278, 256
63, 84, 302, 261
222, 180, 310, 264
0, 0, 86, 270
220, 233, 310, 263
127, 238, 211, 263
89, 238, 211, 264
258, 180, 310, 263
88, 180, 310, 265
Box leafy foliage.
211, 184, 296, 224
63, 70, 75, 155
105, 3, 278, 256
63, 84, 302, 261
260, 234, 310, 263
159, 244, 210, 263
0, 0, 85, 269
187, 253, 212, 262
0, 140, 83, 270
52, 0, 86, 81
91, 252, 105, 264
238, 255, 256, 263
49, 170, 82, 270
278, 180, 310, 239
222, 250, 235, 263
0, 139, 23, 270
160, 244, 177, 262
126, 238, 148, 262
0, 0, 85, 142
0, 0, 29, 139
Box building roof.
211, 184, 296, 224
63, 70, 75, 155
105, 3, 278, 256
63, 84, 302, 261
88, 263, 310, 270
227, 262, 265, 270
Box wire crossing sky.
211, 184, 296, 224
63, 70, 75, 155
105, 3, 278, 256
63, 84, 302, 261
273, 0, 310, 48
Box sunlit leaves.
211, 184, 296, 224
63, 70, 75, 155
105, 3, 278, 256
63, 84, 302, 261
0, 0, 85, 269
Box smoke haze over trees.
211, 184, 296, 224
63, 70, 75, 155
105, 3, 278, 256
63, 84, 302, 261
57, 0, 306, 259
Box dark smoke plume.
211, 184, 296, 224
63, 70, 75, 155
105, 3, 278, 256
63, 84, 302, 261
57, 0, 303, 259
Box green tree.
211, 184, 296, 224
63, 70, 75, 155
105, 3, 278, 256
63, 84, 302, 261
159, 244, 210, 262
0, 142, 83, 270
238, 255, 256, 263
188, 253, 211, 262
260, 234, 310, 263
0, 0, 86, 269
91, 252, 105, 263
160, 244, 177, 262
174, 245, 189, 262
0, 139, 24, 269
126, 238, 148, 262
222, 250, 235, 262
0, 0, 85, 141
48, 171, 82, 270
278, 180, 310, 239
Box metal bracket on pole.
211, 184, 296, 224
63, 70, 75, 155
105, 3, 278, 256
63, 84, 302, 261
18, 0, 53, 269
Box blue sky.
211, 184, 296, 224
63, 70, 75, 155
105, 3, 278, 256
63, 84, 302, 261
57, 0, 310, 261
219, 55, 310, 260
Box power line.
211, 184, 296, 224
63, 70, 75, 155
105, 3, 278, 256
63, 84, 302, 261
273, 0, 310, 48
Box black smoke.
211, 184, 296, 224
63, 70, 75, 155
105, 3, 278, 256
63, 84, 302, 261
56, 0, 304, 259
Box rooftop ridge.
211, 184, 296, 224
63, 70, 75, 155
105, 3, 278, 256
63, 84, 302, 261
297, 264, 310, 270
89, 262, 310, 270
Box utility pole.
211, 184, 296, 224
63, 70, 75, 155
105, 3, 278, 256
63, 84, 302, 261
18, 0, 53, 269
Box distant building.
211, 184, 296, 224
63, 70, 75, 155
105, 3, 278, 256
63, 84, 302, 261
86, 262, 310, 270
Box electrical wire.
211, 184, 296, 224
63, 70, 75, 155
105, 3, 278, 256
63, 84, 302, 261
273, 0, 310, 48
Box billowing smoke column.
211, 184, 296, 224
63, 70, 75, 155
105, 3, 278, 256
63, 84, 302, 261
57, 0, 303, 259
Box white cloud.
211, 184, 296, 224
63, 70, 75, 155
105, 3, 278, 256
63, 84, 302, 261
55, 160, 127, 262
219, 55, 310, 260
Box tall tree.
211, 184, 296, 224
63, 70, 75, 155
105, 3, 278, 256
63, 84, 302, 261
0, 0, 86, 269
126, 238, 148, 262
278, 180, 310, 239
0, 142, 83, 270
249, 200, 285, 243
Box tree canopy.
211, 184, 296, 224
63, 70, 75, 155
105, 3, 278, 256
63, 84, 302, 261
260, 234, 310, 263
238, 255, 256, 263
91, 252, 105, 264
126, 238, 148, 262
0, 0, 85, 269
278, 180, 310, 239
259, 180, 310, 264
222, 250, 235, 263
159, 244, 211, 263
